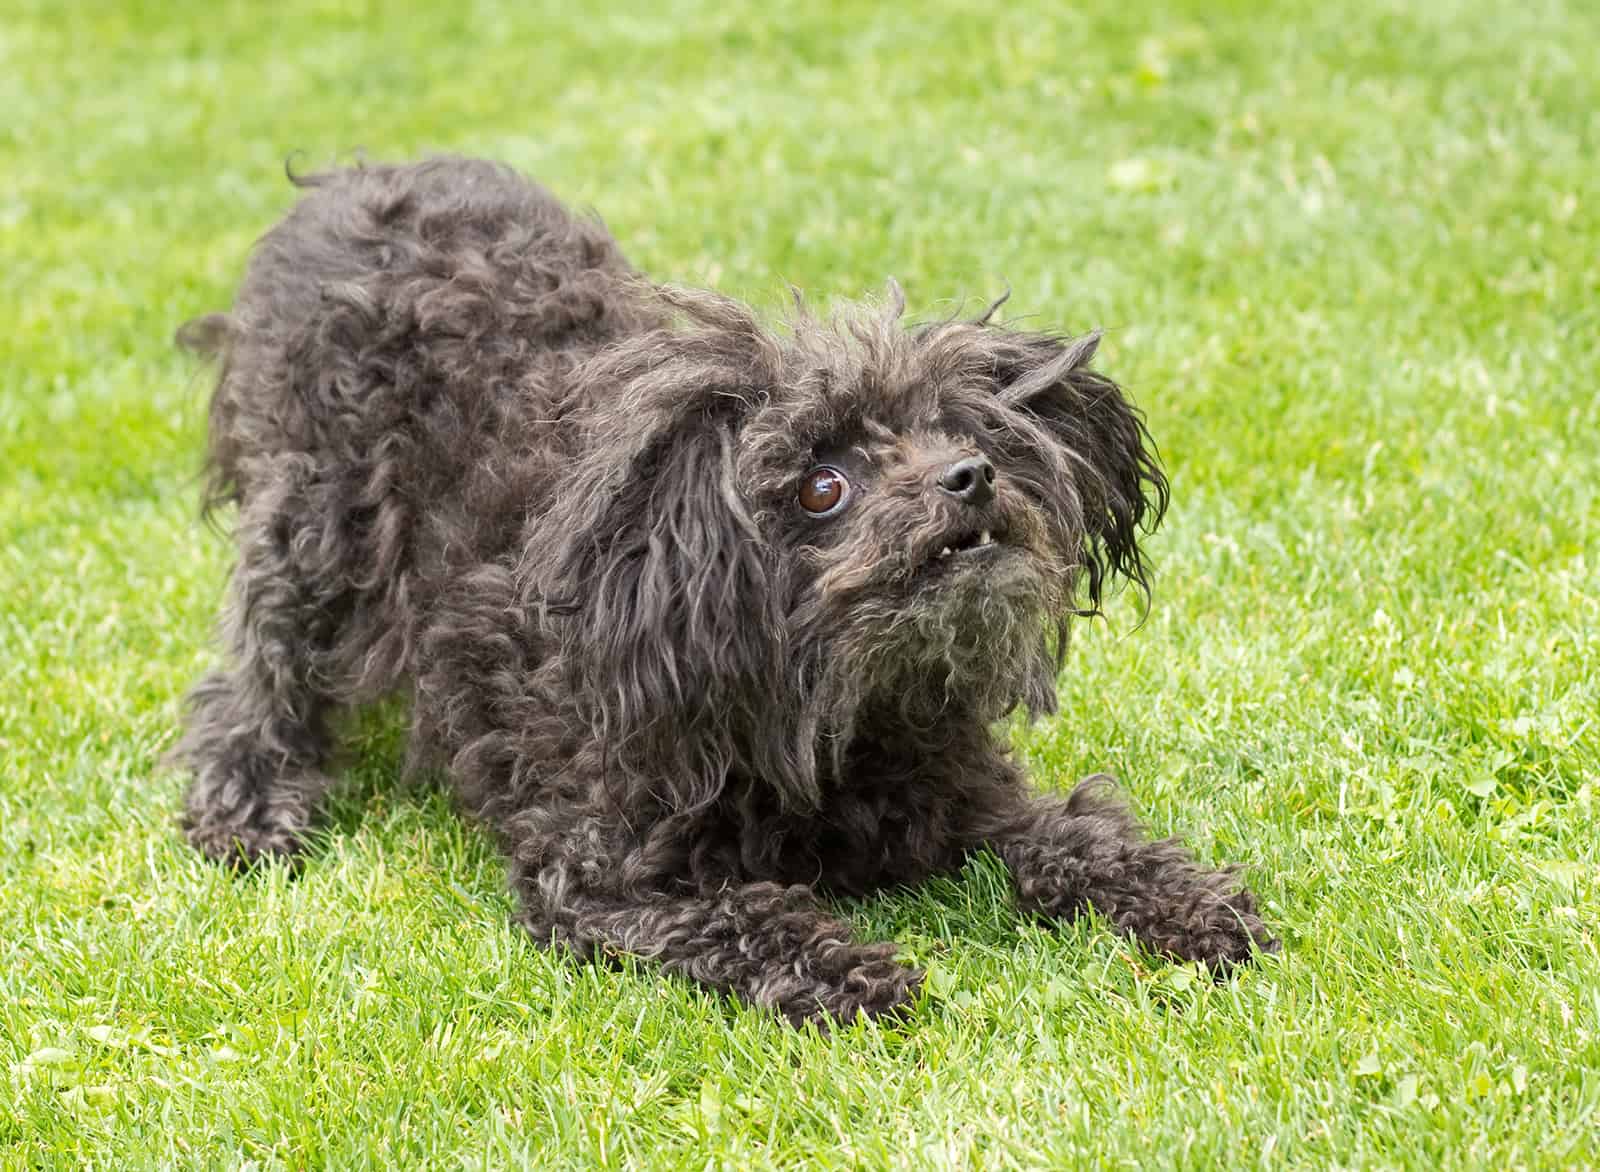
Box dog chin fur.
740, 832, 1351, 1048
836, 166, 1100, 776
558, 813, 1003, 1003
170, 155, 1276, 1026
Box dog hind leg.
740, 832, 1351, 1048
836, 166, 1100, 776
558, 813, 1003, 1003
174, 478, 345, 866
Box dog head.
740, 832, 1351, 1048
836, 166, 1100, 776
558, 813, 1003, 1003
530, 284, 1166, 809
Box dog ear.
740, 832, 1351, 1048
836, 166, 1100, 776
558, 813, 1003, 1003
527, 292, 821, 811
982, 322, 1168, 612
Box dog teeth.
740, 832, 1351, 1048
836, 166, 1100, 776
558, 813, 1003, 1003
935, 533, 998, 562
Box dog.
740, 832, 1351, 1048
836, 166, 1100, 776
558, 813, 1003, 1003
171, 155, 1275, 1025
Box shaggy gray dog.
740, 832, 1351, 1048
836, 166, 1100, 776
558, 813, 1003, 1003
172, 156, 1275, 1024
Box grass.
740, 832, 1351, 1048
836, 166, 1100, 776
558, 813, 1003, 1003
3, 0, 1598, 1166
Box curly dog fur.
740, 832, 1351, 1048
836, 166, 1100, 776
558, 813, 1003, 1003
171, 155, 1275, 1025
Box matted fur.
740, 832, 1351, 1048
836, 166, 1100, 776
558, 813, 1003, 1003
171, 156, 1275, 1024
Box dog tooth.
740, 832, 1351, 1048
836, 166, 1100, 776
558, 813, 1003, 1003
980, 530, 992, 545
939, 546, 952, 558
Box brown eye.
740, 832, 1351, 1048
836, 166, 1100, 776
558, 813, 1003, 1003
798, 466, 850, 516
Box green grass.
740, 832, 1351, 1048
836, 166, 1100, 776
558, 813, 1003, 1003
3, 0, 1598, 1166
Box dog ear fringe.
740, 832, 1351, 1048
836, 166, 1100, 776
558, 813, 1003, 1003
524, 300, 826, 814
974, 325, 1169, 617
537, 418, 824, 815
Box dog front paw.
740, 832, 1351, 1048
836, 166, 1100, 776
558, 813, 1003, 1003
1159, 882, 1278, 974
766, 944, 924, 1028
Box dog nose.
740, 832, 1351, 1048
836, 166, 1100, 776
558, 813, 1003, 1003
937, 454, 996, 506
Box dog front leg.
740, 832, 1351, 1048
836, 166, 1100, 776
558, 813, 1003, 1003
983, 776, 1277, 971
509, 825, 921, 1025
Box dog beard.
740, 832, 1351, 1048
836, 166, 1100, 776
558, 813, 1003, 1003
805, 542, 1064, 763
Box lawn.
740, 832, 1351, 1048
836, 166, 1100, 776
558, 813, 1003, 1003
3, 0, 1597, 1166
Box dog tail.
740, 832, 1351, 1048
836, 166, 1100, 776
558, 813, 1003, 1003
175, 312, 244, 523
175, 312, 234, 360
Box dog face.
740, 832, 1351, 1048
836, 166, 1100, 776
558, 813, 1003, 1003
531, 286, 1166, 806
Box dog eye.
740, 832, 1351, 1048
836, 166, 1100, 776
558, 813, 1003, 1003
798, 466, 850, 517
